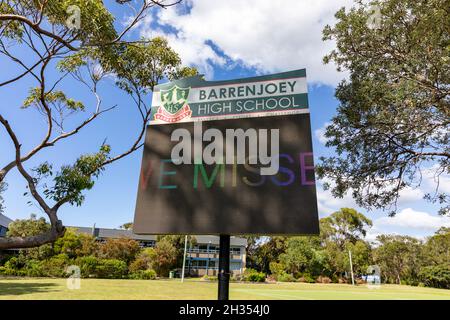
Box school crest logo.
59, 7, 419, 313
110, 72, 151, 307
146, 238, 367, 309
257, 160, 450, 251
154, 85, 192, 123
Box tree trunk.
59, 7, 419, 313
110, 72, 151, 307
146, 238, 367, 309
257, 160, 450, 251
0, 223, 65, 250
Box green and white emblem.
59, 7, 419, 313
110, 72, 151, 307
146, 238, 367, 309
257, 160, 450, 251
161, 86, 190, 114
155, 85, 192, 123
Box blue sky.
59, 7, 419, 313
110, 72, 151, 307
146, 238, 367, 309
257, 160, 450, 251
1, 0, 448, 241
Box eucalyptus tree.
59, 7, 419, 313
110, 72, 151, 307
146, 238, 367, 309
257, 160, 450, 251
319, 0, 449, 215
0, 0, 197, 249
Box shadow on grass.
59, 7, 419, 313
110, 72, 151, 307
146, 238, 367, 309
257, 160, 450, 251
0, 280, 58, 296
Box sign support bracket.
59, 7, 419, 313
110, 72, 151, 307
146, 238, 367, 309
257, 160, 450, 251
218, 234, 230, 300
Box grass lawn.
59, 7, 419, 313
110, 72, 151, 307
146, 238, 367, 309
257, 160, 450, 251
0, 278, 449, 300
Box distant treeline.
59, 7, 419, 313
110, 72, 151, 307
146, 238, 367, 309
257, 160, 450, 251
242, 208, 450, 289
0, 209, 449, 289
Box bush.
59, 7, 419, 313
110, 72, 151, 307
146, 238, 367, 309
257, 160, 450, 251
129, 248, 156, 273
153, 240, 177, 277
316, 276, 332, 284
419, 265, 450, 289
97, 238, 141, 264
39, 254, 70, 277
24, 260, 44, 277
0, 267, 25, 277
297, 273, 315, 283
243, 268, 266, 282
201, 275, 218, 281
129, 269, 157, 280
95, 259, 128, 279
4, 257, 24, 270
76, 256, 100, 278
269, 262, 285, 276
0, 256, 27, 276
277, 271, 296, 282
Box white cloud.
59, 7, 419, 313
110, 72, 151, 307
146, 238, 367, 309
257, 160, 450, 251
140, 0, 352, 85
397, 186, 425, 205
375, 208, 450, 231
364, 226, 387, 243
421, 165, 450, 195
316, 178, 359, 217
314, 122, 331, 144
141, 27, 226, 78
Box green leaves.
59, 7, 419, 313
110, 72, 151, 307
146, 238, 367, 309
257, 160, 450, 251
113, 37, 198, 93
23, 87, 85, 111
319, 0, 450, 214
320, 208, 373, 248
57, 51, 88, 72
42, 145, 111, 206
7, 214, 50, 238
38, 0, 117, 43
0, 2, 24, 39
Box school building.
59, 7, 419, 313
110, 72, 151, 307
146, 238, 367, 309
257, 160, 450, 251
73, 226, 247, 276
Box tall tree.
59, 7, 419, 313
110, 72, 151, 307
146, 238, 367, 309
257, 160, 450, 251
156, 235, 197, 266
319, 0, 449, 215
152, 238, 177, 277
0, 0, 196, 249
422, 227, 450, 266
279, 237, 321, 276
374, 234, 423, 284
239, 235, 261, 269
320, 208, 372, 250
254, 237, 288, 273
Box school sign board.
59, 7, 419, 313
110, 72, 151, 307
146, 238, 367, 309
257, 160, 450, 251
133, 69, 319, 235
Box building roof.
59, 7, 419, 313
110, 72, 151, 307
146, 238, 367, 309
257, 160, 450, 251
0, 214, 13, 228
71, 226, 157, 241
70, 226, 247, 247
194, 235, 247, 247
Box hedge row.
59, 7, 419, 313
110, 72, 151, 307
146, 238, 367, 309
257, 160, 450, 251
0, 254, 156, 280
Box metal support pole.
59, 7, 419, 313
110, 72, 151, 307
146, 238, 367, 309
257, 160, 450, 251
181, 235, 188, 282
349, 250, 355, 286
206, 241, 211, 276
218, 234, 230, 300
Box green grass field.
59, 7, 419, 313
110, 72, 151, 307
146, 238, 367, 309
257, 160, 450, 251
0, 278, 449, 300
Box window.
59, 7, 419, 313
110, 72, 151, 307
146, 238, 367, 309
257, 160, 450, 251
230, 262, 242, 270
0, 226, 6, 237
230, 247, 241, 255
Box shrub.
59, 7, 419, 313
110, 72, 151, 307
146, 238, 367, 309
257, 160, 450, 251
269, 262, 285, 276
129, 269, 157, 280
53, 228, 83, 258
419, 265, 450, 289
277, 271, 295, 282
201, 275, 218, 281
0, 267, 25, 277
40, 254, 70, 277
129, 248, 156, 273
153, 240, 177, 277
243, 268, 266, 282
95, 259, 128, 279
129, 258, 147, 273
97, 238, 141, 264
75, 256, 100, 278
297, 273, 315, 283
24, 260, 44, 277
316, 276, 332, 284
0, 266, 17, 276
4, 257, 24, 270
